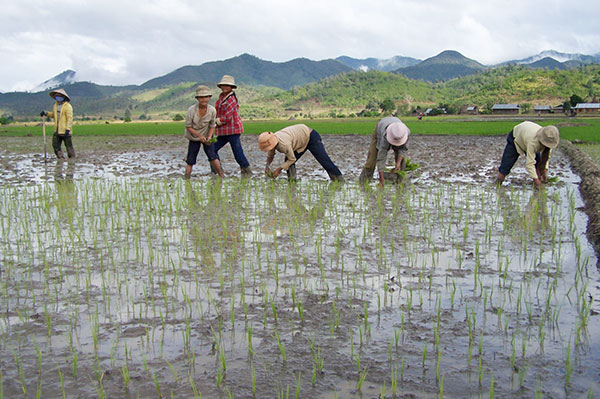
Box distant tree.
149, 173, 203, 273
172, 114, 184, 121
379, 98, 396, 114
124, 109, 132, 122
0, 114, 14, 125
365, 100, 378, 111
395, 103, 410, 116
570, 94, 584, 107
520, 103, 531, 114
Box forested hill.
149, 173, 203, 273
259, 64, 600, 117
1, 64, 599, 120
140, 53, 352, 90
394, 50, 486, 81
441, 64, 600, 109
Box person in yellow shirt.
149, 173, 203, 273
40, 88, 75, 159
257, 124, 344, 182
496, 121, 559, 187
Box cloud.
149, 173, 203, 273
0, 0, 598, 92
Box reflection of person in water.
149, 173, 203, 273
498, 189, 549, 236
54, 161, 77, 222
54, 159, 75, 181
260, 183, 330, 240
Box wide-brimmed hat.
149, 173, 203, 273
386, 122, 410, 146
217, 75, 237, 88
49, 88, 70, 101
194, 85, 212, 98
258, 132, 278, 151
537, 125, 559, 149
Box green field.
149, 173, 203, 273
2, 116, 599, 142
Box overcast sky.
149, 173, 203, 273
2, 0, 599, 92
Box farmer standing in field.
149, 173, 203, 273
40, 88, 75, 159
213, 75, 252, 176
495, 121, 560, 187
257, 124, 344, 182
183, 85, 224, 179
359, 117, 410, 186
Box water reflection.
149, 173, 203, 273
54, 160, 77, 222
499, 189, 549, 236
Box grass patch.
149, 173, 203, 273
577, 143, 600, 166
1, 117, 599, 142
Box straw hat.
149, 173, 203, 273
537, 125, 559, 149
217, 75, 237, 88
258, 132, 278, 151
49, 88, 70, 101
194, 85, 212, 98
386, 122, 410, 146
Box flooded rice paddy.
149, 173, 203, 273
0, 135, 599, 398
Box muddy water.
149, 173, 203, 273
0, 135, 599, 399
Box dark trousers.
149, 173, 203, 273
213, 134, 250, 168
291, 130, 342, 177
52, 133, 75, 157
498, 130, 540, 176
186, 141, 218, 165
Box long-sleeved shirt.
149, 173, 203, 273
375, 117, 408, 171
215, 92, 243, 136
513, 121, 551, 179
46, 101, 73, 135
267, 124, 312, 170
184, 104, 216, 141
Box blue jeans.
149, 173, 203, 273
291, 130, 342, 177
186, 141, 218, 165
213, 134, 250, 168
498, 130, 540, 176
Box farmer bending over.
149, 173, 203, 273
359, 117, 410, 186
40, 88, 75, 159
257, 124, 344, 182
495, 121, 559, 187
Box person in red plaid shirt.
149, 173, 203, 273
213, 75, 252, 176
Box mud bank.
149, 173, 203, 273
560, 140, 600, 267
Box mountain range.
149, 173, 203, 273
21, 49, 600, 92
1, 49, 599, 119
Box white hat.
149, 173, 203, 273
386, 122, 410, 146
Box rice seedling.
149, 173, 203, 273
0, 162, 597, 398
356, 367, 368, 392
